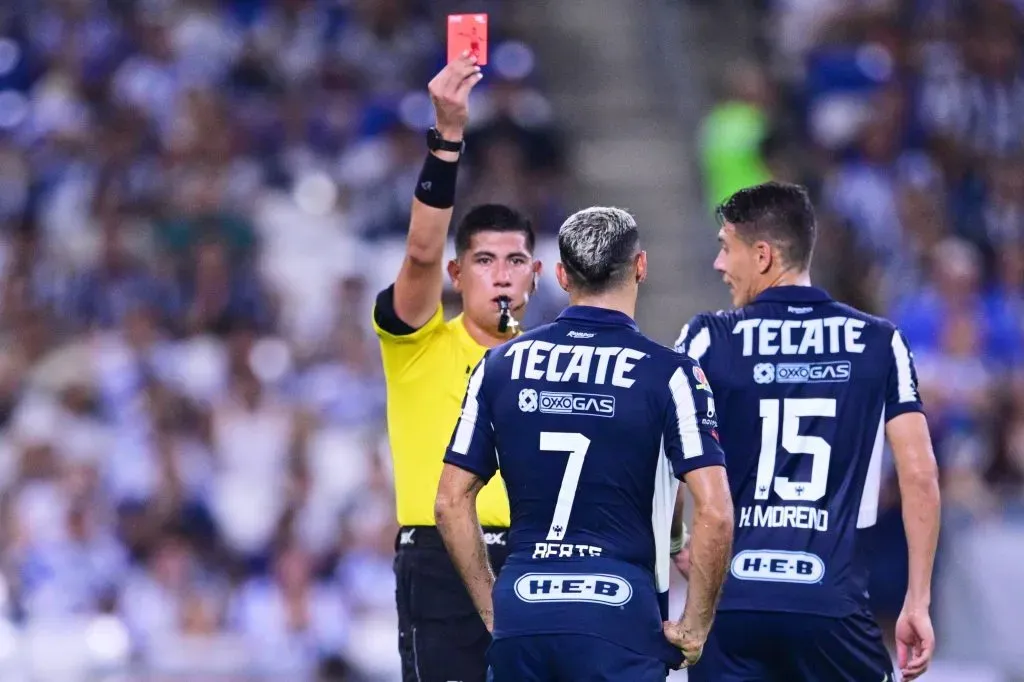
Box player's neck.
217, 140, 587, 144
758, 268, 812, 295
569, 292, 636, 320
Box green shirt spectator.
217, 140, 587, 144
699, 100, 771, 212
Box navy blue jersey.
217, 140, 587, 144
674, 286, 923, 618
443, 305, 726, 665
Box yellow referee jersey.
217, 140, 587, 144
372, 285, 511, 527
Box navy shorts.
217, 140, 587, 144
687, 610, 895, 682
488, 634, 669, 682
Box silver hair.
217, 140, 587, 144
557, 206, 639, 290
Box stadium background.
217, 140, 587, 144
0, 0, 1019, 680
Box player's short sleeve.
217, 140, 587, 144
443, 355, 499, 482
661, 357, 727, 479
372, 284, 446, 376
885, 326, 925, 421
673, 313, 713, 363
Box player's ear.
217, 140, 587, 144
754, 240, 773, 275
555, 262, 570, 293
447, 258, 462, 292
531, 260, 542, 292
635, 250, 648, 284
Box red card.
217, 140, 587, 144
447, 13, 488, 65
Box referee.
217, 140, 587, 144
371, 53, 542, 682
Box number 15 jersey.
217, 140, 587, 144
443, 305, 726, 666
674, 285, 924, 618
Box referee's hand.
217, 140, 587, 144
663, 621, 705, 669
428, 51, 483, 141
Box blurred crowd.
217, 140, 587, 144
699, 0, 1024, 625
0, 0, 568, 679
22, 0, 1024, 676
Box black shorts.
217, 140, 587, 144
394, 525, 509, 682
687, 610, 895, 682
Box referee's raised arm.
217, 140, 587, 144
373, 54, 540, 682
392, 52, 482, 329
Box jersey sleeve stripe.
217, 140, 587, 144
672, 324, 689, 352
857, 413, 887, 528
687, 327, 711, 361
450, 360, 486, 455
669, 367, 704, 459
652, 436, 679, 593
890, 330, 917, 403
491, 422, 500, 469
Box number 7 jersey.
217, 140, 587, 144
674, 285, 924, 617
443, 305, 725, 666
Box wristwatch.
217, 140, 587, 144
426, 126, 465, 154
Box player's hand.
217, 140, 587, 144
663, 620, 705, 669
427, 52, 483, 141
895, 607, 935, 680
672, 541, 691, 580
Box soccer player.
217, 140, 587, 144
674, 182, 941, 682
372, 54, 541, 682
435, 207, 734, 680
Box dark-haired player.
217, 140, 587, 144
435, 206, 734, 681
372, 54, 542, 682
675, 181, 941, 682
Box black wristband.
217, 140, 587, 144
414, 153, 459, 209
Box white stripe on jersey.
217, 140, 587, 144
652, 437, 679, 594
669, 366, 703, 459
673, 324, 689, 351
492, 422, 500, 469
451, 361, 485, 455
857, 414, 887, 529
687, 327, 712, 362
890, 331, 917, 403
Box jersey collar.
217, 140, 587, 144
557, 305, 640, 332
753, 285, 833, 304
452, 313, 486, 350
